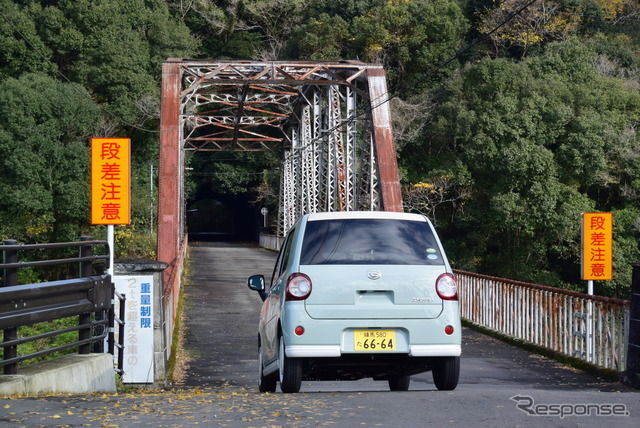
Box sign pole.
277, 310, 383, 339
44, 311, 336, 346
587, 279, 593, 362
107, 225, 115, 276
581, 212, 613, 364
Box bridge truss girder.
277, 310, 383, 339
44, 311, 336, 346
278, 83, 380, 235
158, 60, 402, 271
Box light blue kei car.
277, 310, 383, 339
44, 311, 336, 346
248, 211, 461, 393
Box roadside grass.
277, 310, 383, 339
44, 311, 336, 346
166, 247, 191, 387
0, 317, 79, 365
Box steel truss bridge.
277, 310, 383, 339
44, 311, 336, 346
158, 60, 402, 287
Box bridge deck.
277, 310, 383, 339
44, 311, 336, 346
178, 241, 629, 392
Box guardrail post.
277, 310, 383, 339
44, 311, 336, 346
625, 263, 640, 389
2, 239, 18, 374
78, 236, 93, 354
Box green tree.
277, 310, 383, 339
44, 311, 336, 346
352, 0, 469, 90
186, 151, 279, 199
172, 0, 305, 59
287, 13, 351, 60
168, 0, 260, 58
243, 0, 306, 59
478, 0, 581, 57
0, 73, 102, 243
303, 0, 386, 22
0, 0, 56, 78
402, 39, 640, 297
28, 0, 196, 122
0, 0, 197, 258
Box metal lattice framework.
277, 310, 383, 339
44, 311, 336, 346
158, 60, 402, 272
275, 82, 382, 234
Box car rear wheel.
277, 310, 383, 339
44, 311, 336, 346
278, 335, 302, 393
432, 356, 460, 391
258, 341, 277, 393
388, 375, 411, 391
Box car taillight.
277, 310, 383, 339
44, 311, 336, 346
436, 273, 458, 301
286, 273, 312, 301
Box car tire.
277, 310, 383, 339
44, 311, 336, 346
388, 375, 411, 391
432, 356, 460, 391
258, 341, 277, 393
278, 335, 302, 393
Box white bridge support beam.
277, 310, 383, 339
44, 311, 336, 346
277, 82, 384, 235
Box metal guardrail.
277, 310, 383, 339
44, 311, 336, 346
1, 237, 122, 375
455, 269, 630, 371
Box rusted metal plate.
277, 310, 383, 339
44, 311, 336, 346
367, 68, 402, 212
158, 60, 183, 278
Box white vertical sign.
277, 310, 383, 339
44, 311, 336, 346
114, 275, 154, 383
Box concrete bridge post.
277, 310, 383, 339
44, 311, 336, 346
625, 262, 640, 388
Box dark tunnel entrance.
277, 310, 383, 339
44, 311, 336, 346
186, 190, 262, 242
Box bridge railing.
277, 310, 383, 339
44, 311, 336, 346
455, 269, 630, 371
259, 233, 284, 252
0, 238, 121, 375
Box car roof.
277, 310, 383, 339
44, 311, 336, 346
306, 211, 427, 222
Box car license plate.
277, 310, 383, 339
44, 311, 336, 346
354, 330, 395, 351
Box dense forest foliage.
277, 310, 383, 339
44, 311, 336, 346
0, 0, 638, 297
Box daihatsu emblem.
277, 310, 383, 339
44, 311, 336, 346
367, 270, 382, 280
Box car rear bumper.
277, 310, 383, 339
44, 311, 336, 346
286, 345, 341, 358
286, 344, 461, 358
409, 344, 461, 357
282, 311, 461, 357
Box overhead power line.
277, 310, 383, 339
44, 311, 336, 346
281, 0, 541, 163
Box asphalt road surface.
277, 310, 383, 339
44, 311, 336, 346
1, 241, 638, 428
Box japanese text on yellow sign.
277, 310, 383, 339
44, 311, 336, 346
581, 212, 613, 280
91, 138, 131, 225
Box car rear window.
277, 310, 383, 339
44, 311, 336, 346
300, 218, 445, 265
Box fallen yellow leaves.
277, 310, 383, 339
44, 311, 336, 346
0, 386, 352, 427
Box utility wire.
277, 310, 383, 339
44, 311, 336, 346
1, 0, 551, 143
282, 0, 541, 161
371, 0, 540, 110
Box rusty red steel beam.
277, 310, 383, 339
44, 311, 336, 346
366, 68, 402, 213
185, 141, 279, 152
158, 60, 183, 277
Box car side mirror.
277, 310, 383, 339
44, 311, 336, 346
247, 274, 268, 301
